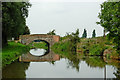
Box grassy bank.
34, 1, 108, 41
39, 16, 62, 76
77, 37, 118, 58
2, 41, 30, 67
29, 42, 48, 49
52, 35, 119, 60
51, 41, 71, 55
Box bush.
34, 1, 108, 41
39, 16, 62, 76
89, 44, 104, 56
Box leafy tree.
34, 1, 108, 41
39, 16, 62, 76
92, 29, 96, 38
47, 29, 56, 35
97, 1, 120, 53
69, 29, 80, 54
23, 26, 30, 35
2, 2, 31, 47
82, 29, 87, 38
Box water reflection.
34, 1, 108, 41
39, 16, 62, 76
2, 48, 120, 78
82, 56, 106, 68
30, 48, 47, 56
113, 67, 120, 80
2, 61, 30, 78
19, 50, 60, 62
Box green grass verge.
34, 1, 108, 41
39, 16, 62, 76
2, 41, 30, 67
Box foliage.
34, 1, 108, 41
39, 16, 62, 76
83, 56, 106, 68
47, 29, 56, 35
92, 29, 96, 38
51, 41, 80, 72
89, 44, 104, 56
23, 26, 30, 35
97, 1, 120, 53
52, 29, 80, 54
2, 2, 31, 47
77, 37, 116, 56
2, 41, 30, 67
82, 29, 87, 38
51, 41, 70, 54
69, 29, 80, 53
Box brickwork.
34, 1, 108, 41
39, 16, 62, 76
19, 51, 60, 62
19, 34, 60, 46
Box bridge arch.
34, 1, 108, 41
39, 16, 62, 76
19, 34, 60, 47
31, 39, 50, 51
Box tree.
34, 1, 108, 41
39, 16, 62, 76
82, 29, 87, 38
2, 2, 31, 47
23, 26, 30, 35
97, 1, 120, 53
69, 29, 80, 53
47, 29, 56, 35
92, 29, 96, 38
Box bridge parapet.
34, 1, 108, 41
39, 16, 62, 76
19, 34, 60, 46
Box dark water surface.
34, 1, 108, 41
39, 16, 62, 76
2, 49, 120, 78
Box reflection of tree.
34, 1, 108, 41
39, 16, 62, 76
113, 63, 120, 80
65, 52, 80, 72
67, 58, 80, 72
49, 61, 55, 65
83, 56, 106, 68
2, 61, 30, 78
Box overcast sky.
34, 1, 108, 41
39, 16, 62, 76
26, 0, 106, 37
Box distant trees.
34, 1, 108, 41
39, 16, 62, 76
97, 1, 120, 53
92, 29, 96, 38
47, 29, 56, 35
2, 2, 31, 47
82, 29, 87, 38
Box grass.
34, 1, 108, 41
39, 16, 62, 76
2, 41, 30, 67
33, 42, 48, 49
51, 41, 71, 55
77, 37, 116, 56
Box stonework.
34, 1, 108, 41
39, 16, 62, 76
19, 34, 60, 47
19, 51, 60, 62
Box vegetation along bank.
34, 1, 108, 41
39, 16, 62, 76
2, 41, 30, 68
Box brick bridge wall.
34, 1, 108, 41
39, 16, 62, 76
19, 51, 60, 62
19, 34, 60, 47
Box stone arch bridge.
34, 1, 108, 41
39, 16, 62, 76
19, 34, 60, 47
19, 51, 60, 62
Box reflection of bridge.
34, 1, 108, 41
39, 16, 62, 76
19, 51, 60, 62
19, 34, 60, 47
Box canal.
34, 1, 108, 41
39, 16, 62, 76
2, 48, 120, 78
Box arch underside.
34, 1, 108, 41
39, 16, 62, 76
21, 37, 54, 47
32, 39, 50, 51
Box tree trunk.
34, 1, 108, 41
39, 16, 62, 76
2, 33, 8, 48
103, 29, 106, 38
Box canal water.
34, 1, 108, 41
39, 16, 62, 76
2, 48, 120, 78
